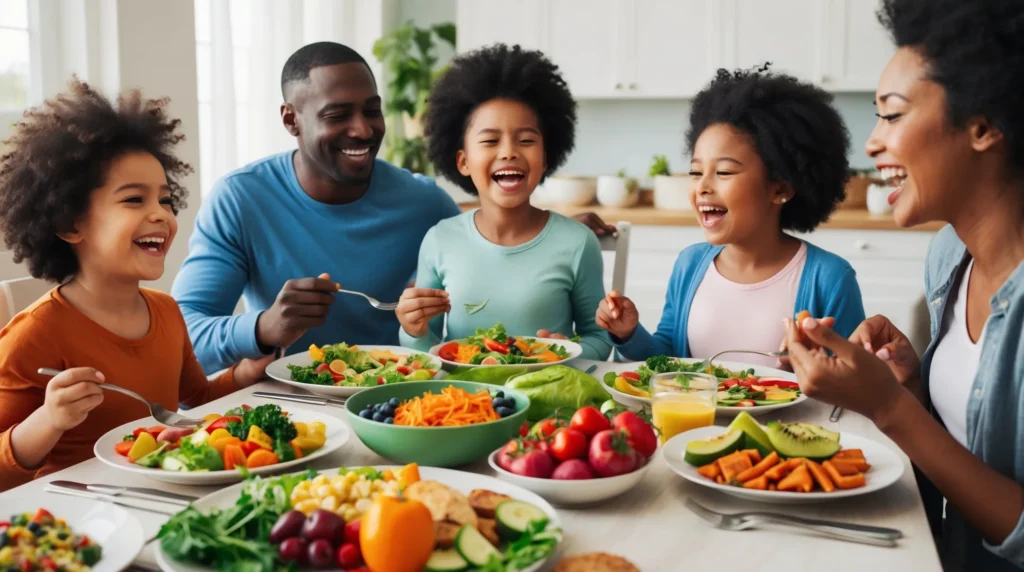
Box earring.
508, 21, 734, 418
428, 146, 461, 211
780, 198, 788, 204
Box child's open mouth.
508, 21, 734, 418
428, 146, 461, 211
491, 169, 526, 192
133, 235, 167, 257
880, 167, 908, 205
697, 204, 728, 229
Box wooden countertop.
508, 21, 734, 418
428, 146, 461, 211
458, 202, 945, 232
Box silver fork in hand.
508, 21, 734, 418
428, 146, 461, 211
37, 368, 203, 428
336, 289, 399, 311
685, 498, 901, 546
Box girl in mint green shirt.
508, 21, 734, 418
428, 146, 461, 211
396, 44, 611, 360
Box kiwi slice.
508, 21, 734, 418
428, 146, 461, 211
765, 421, 841, 461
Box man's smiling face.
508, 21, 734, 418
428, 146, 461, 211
287, 62, 385, 186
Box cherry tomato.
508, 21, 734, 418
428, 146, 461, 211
314, 363, 331, 374
519, 421, 530, 437
612, 411, 658, 458
735, 399, 756, 407
550, 428, 588, 462
588, 429, 637, 477
240, 441, 263, 457
396, 366, 411, 375
336, 543, 362, 568
437, 341, 459, 361
758, 378, 800, 389
207, 416, 242, 432
569, 406, 611, 438
344, 519, 361, 544
529, 418, 565, 439
483, 337, 510, 354
621, 371, 641, 381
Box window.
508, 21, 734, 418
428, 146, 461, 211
194, 0, 251, 195
0, 0, 31, 111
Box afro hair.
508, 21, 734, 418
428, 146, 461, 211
424, 43, 577, 195
877, 0, 1024, 176
686, 64, 852, 233
0, 77, 190, 283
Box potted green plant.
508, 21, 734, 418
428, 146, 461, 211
373, 21, 456, 174
650, 155, 691, 211
597, 168, 639, 207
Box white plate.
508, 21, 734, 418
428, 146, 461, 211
430, 337, 583, 371
662, 426, 904, 504
487, 448, 652, 506
93, 406, 350, 485
3, 496, 145, 572
265, 345, 444, 398
605, 359, 807, 416
155, 465, 562, 572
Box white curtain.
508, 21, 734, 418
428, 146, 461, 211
196, 0, 385, 195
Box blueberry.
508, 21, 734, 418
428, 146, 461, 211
389, 397, 400, 407
493, 398, 512, 409
27, 522, 39, 534
372, 411, 385, 422
495, 406, 514, 417
359, 409, 373, 419
384, 417, 394, 424
495, 390, 505, 398
382, 405, 395, 417
363, 404, 372, 411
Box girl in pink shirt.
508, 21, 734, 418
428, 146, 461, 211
597, 66, 865, 365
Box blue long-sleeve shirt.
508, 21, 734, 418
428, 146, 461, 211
399, 210, 612, 360
616, 241, 865, 360
171, 152, 460, 373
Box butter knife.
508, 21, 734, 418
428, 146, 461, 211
51, 481, 197, 506
252, 391, 346, 407
44, 484, 179, 515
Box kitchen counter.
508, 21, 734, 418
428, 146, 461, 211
457, 202, 944, 232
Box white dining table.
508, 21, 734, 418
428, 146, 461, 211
0, 359, 944, 571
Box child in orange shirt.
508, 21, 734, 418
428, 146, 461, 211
0, 79, 270, 490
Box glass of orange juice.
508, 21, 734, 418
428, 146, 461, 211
650, 372, 717, 443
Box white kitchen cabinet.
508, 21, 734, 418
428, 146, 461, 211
456, 0, 894, 97
603, 226, 935, 349
822, 0, 896, 91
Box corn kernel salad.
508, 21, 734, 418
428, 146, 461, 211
290, 467, 400, 522
0, 509, 102, 572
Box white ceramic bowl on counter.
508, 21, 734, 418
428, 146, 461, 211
596, 175, 639, 207
541, 175, 597, 206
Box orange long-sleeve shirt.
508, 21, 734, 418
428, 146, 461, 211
0, 287, 240, 491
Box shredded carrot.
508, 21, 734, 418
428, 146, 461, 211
455, 345, 481, 364
393, 385, 501, 427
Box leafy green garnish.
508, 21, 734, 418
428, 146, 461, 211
286, 364, 332, 385
465, 299, 489, 314
227, 404, 297, 444
503, 520, 560, 569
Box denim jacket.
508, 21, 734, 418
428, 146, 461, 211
919, 225, 1024, 570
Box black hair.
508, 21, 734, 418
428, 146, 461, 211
424, 43, 577, 195
878, 0, 1024, 176
0, 77, 189, 283
686, 64, 851, 233
281, 41, 372, 99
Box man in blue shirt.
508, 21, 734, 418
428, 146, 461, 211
173, 42, 613, 373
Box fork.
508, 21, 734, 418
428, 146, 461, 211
692, 349, 789, 372
336, 289, 399, 311
684, 498, 901, 546
37, 368, 203, 428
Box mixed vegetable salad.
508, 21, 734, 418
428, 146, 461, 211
0, 509, 102, 572
288, 343, 438, 387
113, 404, 326, 472
605, 355, 800, 406
437, 323, 571, 366
158, 465, 560, 572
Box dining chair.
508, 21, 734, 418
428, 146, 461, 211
0, 276, 52, 326
599, 221, 631, 295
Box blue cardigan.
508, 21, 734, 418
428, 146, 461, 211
616, 241, 866, 360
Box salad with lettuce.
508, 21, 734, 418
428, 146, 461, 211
437, 323, 572, 366
604, 355, 755, 397
288, 343, 438, 387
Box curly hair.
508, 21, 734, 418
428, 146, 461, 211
685, 65, 851, 233
424, 44, 577, 195
878, 0, 1024, 176
0, 77, 190, 283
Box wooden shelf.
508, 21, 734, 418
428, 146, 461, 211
457, 202, 944, 232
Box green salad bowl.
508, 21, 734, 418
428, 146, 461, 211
345, 380, 530, 467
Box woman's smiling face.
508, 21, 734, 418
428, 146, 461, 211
865, 47, 984, 228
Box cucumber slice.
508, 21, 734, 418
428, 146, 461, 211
425, 548, 468, 572
160, 455, 187, 472
495, 500, 549, 540
454, 525, 500, 567
752, 399, 794, 406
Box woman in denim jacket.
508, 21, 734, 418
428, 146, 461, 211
782, 0, 1024, 570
